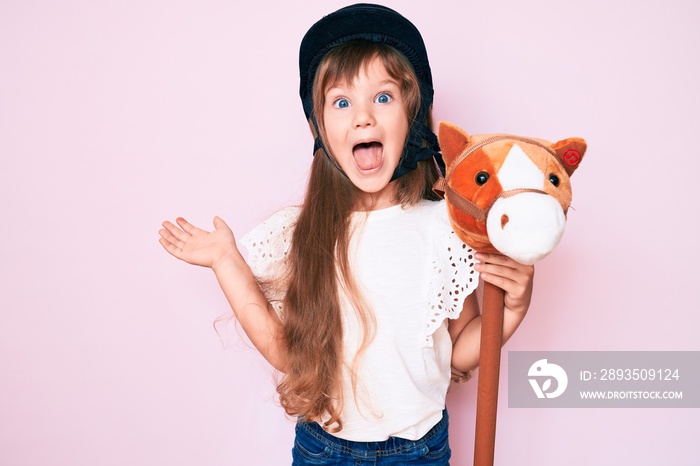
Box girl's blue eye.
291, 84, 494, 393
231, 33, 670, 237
375, 93, 392, 104
334, 98, 350, 109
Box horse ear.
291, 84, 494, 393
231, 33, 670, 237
551, 137, 587, 177
438, 122, 471, 166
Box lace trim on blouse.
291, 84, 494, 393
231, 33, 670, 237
425, 227, 479, 346
239, 207, 299, 317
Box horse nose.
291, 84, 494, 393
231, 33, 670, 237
486, 192, 566, 265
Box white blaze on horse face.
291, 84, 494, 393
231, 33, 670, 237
487, 144, 565, 265
497, 144, 544, 190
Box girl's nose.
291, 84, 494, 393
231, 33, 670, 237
353, 104, 376, 128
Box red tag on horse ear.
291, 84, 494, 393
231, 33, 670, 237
563, 149, 581, 167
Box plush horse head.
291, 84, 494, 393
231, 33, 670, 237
434, 121, 587, 466
435, 121, 586, 265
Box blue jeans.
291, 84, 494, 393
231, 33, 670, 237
292, 410, 451, 465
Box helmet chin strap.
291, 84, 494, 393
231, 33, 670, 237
310, 115, 348, 177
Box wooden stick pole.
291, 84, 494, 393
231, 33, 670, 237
473, 281, 505, 466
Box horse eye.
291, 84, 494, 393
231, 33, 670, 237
549, 174, 560, 187
475, 171, 490, 186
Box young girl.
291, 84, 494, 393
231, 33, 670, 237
159, 4, 534, 465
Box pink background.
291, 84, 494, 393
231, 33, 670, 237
2, 1, 698, 465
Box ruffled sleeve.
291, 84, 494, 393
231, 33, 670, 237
425, 203, 480, 346
239, 206, 300, 317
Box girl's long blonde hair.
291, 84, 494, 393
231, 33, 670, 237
276, 40, 441, 431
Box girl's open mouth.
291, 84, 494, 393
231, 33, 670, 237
352, 141, 384, 171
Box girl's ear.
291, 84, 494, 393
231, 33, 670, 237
551, 137, 587, 177
438, 122, 471, 167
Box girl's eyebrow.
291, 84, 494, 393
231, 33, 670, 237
326, 79, 399, 94
324, 81, 351, 94
379, 79, 400, 87
325, 86, 346, 93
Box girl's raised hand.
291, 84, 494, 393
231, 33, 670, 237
159, 216, 239, 269
474, 252, 535, 315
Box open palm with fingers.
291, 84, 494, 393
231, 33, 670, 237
159, 216, 238, 269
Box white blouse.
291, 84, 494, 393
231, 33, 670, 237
240, 199, 479, 441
